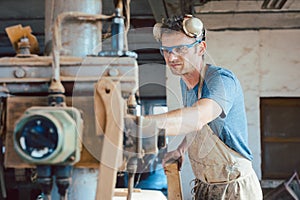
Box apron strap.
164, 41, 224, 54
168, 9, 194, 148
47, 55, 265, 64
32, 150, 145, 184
197, 64, 208, 99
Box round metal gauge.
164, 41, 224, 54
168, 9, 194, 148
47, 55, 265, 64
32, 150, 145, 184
15, 115, 59, 159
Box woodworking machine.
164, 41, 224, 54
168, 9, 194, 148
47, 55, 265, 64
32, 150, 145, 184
0, 1, 165, 199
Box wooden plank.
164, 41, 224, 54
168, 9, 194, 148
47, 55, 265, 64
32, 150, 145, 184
0, 19, 44, 35
113, 189, 167, 200
164, 162, 183, 200
4, 97, 47, 168
71, 96, 102, 168
263, 137, 300, 143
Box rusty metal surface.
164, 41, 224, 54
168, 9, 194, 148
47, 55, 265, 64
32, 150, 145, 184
0, 98, 6, 137
5, 25, 40, 55
0, 56, 138, 97
44, 0, 103, 57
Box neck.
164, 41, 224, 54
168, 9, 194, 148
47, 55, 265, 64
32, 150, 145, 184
182, 69, 200, 90
182, 62, 206, 90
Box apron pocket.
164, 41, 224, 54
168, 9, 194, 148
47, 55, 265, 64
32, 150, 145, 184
189, 159, 241, 183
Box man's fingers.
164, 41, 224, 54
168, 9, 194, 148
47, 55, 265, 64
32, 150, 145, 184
124, 115, 159, 138
178, 156, 184, 171
162, 149, 183, 168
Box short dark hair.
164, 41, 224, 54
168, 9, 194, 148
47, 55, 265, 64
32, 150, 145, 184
161, 15, 185, 32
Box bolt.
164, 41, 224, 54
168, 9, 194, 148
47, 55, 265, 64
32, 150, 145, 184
108, 68, 119, 77
69, 156, 75, 162
14, 67, 26, 78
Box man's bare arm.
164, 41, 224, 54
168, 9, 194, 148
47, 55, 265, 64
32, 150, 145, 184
146, 98, 222, 136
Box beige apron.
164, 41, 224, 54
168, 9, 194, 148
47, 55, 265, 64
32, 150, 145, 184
186, 65, 263, 200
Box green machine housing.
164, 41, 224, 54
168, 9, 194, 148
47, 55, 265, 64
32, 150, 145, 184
13, 106, 83, 165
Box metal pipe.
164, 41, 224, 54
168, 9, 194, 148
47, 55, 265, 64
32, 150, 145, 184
111, 8, 125, 52
126, 157, 137, 200
45, 0, 103, 57
49, 12, 113, 94
127, 173, 134, 200
0, 138, 7, 199
137, 116, 143, 159
36, 166, 53, 200
55, 166, 72, 200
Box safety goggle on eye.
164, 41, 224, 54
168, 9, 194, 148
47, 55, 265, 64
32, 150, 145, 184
159, 40, 202, 56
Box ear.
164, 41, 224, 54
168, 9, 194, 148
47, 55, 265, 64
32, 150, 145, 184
153, 23, 163, 42
198, 41, 206, 56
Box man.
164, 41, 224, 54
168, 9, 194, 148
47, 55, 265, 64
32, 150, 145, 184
146, 14, 263, 199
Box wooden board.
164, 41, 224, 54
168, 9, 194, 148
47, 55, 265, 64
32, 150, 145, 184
164, 162, 183, 200
113, 189, 167, 200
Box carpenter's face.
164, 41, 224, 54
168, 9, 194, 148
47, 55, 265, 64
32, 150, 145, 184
161, 31, 203, 76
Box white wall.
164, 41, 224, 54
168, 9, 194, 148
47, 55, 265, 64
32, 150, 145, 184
166, 29, 300, 199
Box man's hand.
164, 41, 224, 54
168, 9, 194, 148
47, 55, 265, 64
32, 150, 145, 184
124, 115, 159, 138
162, 137, 188, 171
162, 148, 185, 171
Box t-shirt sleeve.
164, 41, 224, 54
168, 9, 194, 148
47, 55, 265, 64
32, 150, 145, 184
201, 69, 237, 118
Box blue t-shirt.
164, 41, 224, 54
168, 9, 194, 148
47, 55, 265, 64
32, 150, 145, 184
180, 65, 253, 160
